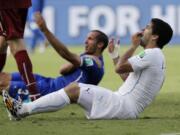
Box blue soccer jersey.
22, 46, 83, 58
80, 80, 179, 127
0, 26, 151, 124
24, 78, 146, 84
8, 54, 104, 101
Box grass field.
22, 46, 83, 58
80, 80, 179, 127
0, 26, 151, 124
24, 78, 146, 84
0, 46, 180, 135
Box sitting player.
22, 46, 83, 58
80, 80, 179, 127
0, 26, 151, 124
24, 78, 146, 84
0, 13, 108, 102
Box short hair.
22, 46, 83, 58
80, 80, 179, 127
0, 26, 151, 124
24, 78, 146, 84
151, 18, 173, 49
91, 30, 109, 52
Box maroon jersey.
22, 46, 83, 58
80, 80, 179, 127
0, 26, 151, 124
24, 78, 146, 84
0, 0, 31, 9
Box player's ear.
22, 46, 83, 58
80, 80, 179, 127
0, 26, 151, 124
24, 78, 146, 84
97, 42, 104, 50
152, 34, 159, 41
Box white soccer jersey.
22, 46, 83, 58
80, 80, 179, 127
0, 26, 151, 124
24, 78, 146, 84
118, 48, 165, 114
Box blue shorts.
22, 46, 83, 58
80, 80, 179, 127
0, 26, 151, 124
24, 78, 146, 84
9, 72, 66, 101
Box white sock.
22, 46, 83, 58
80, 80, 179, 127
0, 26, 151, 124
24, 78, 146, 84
19, 89, 70, 116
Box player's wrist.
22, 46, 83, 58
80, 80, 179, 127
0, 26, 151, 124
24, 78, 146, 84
41, 26, 47, 32
108, 45, 119, 59
131, 44, 139, 50
109, 51, 119, 59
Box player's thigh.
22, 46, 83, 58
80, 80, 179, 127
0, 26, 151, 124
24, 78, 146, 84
78, 83, 94, 112
0, 12, 7, 52
2, 9, 28, 40
1, 9, 28, 55
8, 39, 26, 55
77, 83, 112, 112
0, 36, 7, 53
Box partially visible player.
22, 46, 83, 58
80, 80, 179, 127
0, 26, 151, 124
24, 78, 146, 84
0, 13, 108, 102
0, 0, 40, 100
2, 18, 173, 120
27, 0, 47, 53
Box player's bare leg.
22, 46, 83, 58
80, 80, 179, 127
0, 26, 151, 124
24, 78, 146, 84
0, 36, 8, 72
0, 72, 11, 94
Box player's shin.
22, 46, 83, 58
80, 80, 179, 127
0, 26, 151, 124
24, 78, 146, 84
14, 50, 40, 100
21, 89, 70, 115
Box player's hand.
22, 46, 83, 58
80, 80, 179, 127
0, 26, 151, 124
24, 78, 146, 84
108, 38, 115, 53
108, 38, 120, 59
131, 32, 143, 48
34, 12, 47, 32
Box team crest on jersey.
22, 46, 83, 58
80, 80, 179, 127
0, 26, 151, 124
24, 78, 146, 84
138, 51, 145, 58
84, 57, 94, 66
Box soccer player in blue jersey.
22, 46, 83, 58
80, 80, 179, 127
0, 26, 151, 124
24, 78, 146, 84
27, 0, 46, 53
0, 13, 108, 102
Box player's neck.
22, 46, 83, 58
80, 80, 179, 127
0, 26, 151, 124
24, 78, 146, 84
86, 51, 102, 57
93, 51, 102, 57
145, 42, 158, 49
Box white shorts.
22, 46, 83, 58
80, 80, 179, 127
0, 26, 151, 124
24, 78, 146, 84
77, 83, 138, 120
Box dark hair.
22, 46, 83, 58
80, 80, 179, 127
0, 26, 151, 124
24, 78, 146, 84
91, 30, 109, 52
151, 18, 173, 49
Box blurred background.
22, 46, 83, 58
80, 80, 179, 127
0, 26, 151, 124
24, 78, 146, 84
24, 0, 179, 53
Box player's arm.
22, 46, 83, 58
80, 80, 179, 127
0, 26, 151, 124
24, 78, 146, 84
35, 12, 81, 67
115, 33, 142, 75
108, 33, 141, 81
60, 55, 101, 75
108, 38, 129, 81
59, 63, 76, 75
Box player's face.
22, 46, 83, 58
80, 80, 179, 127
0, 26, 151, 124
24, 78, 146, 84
84, 32, 99, 54
140, 22, 153, 47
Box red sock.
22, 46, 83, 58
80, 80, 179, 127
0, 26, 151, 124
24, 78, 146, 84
0, 53, 7, 72
14, 50, 40, 99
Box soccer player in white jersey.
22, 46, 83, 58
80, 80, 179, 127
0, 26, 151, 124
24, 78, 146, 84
3, 18, 173, 120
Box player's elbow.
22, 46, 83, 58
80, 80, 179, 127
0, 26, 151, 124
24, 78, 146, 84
115, 62, 133, 74
115, 64, 128, 74
59, 69, 65, 75
72, 60, 81, 67
68, 57, 81, 67
115, 65, 123, 74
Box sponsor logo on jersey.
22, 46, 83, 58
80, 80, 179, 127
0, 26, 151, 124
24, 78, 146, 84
84, 57, 94, 66
138, 51, 145, 58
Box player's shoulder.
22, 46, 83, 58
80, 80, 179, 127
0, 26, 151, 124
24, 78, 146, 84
144, 48, 165, 64
140, 48, 161, 57
82, 54, 102, 68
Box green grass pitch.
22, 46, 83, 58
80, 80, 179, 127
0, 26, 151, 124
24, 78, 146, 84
0, 45, 180, 135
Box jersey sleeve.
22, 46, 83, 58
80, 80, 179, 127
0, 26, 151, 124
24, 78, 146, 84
128, 50, 152, 72
80, 56, 100, 70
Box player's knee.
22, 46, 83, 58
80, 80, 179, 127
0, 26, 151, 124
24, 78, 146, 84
0, 72, 11, 88
64, 82, 80, 103
8, 39, 26, 55
0, 72, 10, 94
0, 39, 8, 53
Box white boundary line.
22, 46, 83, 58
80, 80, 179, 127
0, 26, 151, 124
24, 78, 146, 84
161, 133, 180, 135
